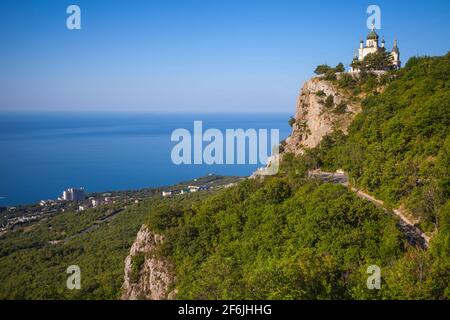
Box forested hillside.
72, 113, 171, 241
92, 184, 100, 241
299, 53, 450, 232
142, 53, 449, 299
0, 54, 448, 300
145, 177, 447, 299
0, 189, 213, 299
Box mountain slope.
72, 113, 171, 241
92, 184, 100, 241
296, 53, 450, 233
133, 54, 449, 300
0, 55, 448, 300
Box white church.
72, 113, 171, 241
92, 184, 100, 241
350, 22, 401, 72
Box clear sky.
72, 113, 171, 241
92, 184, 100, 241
0, 0, 449, 113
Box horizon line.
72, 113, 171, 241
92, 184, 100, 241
0, 110, 292, 115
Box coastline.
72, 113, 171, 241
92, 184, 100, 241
0, 112, 291, 206
0, 175, 244, 236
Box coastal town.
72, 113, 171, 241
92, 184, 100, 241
0, 175, 242, 236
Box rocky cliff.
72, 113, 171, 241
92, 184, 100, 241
284, 75, 361, 155
121, 225, 174, 300
123, 75, 365, 294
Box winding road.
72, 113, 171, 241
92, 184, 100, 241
308, 170, 430, 249
49, 207, 126, 245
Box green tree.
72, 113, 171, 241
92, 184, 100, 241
288, 117, 296, 127
314, 64, 333, 75
335, 62, 345, 72
351, 51, 394, 71
324, 95, 334, 108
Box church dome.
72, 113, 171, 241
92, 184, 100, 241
367, 30, 379, 40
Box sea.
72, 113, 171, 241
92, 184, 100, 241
0, 112, 291, 206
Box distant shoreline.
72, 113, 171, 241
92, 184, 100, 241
0, 112, 290, 206
0, 174, 245, 208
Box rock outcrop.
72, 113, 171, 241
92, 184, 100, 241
121, 225, 174, 300
284, 76, 361, 155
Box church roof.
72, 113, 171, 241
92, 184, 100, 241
390, 37, 399, 54
367, 20, 379, 40
367, 30, 379, 40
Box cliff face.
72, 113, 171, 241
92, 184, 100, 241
284, 76, 361, 155
121, 225, 174, 300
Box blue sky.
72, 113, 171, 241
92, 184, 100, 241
0, 0, 449, 113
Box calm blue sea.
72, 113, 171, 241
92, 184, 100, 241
0, 112, 291, 206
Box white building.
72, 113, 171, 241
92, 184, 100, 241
104, 197, 113, 204
162, 191, 173, 197
188, 185, 200, 193
91, 198, 103, 208
62, 190, 70, 201
61, 187, 86, 201
350, 22, 400, 72
40, 200, 55, 206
